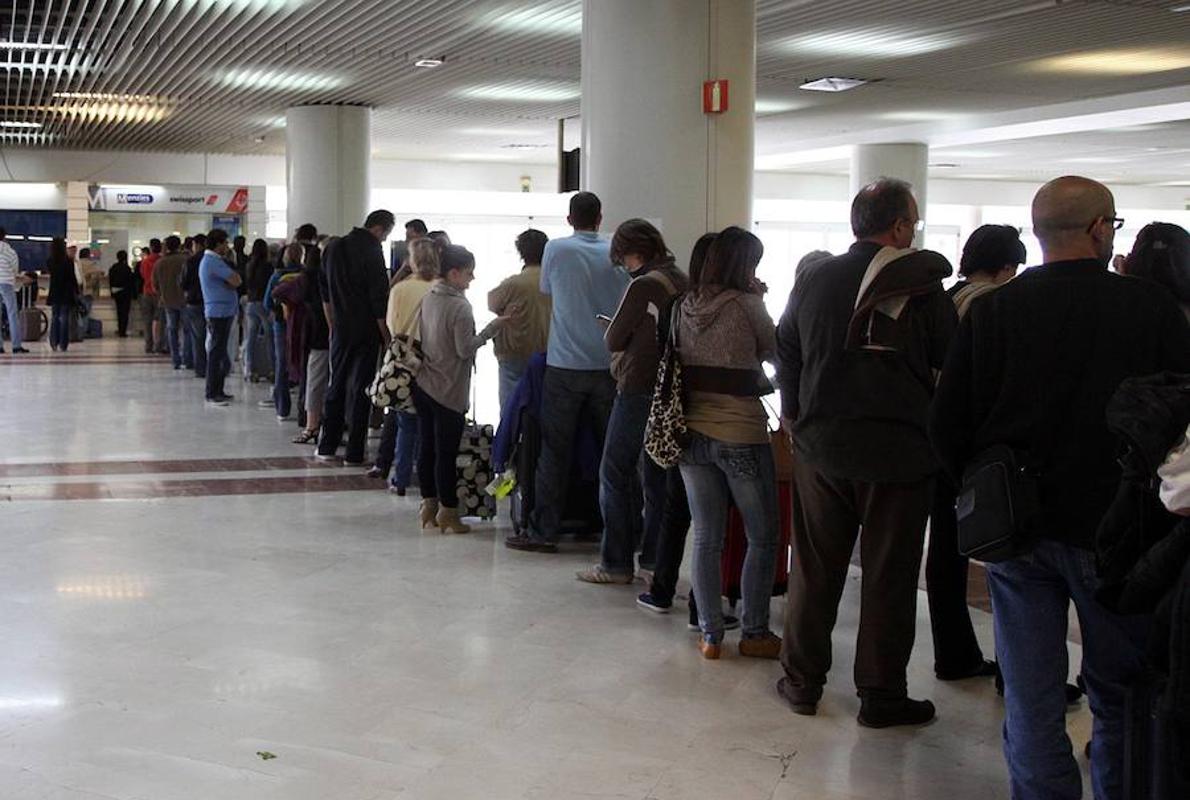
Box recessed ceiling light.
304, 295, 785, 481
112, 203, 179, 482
1035, 47, 1190, 75
782, 30, 966, 58
414, 58, 444, 68
477, 6, 582, 35
220, 68, 343, 92
457, 82, 580, 102
0, 120, 42, 128
799, 77, 867, 92
53, 91, 156, 101
0, 41, 68, 51
755, 98, 803, 114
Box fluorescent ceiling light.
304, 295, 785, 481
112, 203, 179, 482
755, 98, 803, 114
880, 109, 969, 121
414, 58, 443, 68
1035, 47, 1190, 75
755, 145, 853, 169
0, 120, 42, 128
1171, 4, 1190, 12
800, 77, 867, 93
458, 126, 546, 137
929, 163, 960, 168
55, 101, 168, 123
221, 68, 343, 92
457, 82, 580, 102
53, 91, 155, 101
781, 29, 967, 58
0, 41, 68, 51
478, 6, 581, 35
0, 62, 72, 72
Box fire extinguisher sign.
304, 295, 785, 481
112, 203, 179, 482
703, 79, 729, 114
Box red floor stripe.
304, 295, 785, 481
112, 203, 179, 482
0, 456, 327, 478
0, 473, 385, 501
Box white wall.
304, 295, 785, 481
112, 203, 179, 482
0, 181, 68, 210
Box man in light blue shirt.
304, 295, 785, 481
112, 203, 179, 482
198, 229, 243, 405
506, 192, 630, 552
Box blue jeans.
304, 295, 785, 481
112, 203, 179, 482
0, 282, 22, 349
164, 307, 183, 368
50, 304, 72, 350
182, 305, 207, 377
204, 316, 233, 400
598, 391, 655, 575
679, 432, 778, 643
498, 357, 530, 416
272, 323, 290, 417
391, 410, 420, 490
987, 539, 1150, 800
243, 301, 273, 379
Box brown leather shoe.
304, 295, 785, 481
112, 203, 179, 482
739, 632, 782, 660
698, 639, 721, 660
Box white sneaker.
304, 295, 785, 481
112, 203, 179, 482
257, 399, 274, 408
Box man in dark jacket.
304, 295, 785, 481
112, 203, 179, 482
180, 234, 208, 378
774, 178, 957, 727
930, 176, 1190, 800
315, 211, 394, 465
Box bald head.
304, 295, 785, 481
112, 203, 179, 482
1031, 176, 1117, 264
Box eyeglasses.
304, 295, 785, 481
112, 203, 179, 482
1088, 216, 1125, 233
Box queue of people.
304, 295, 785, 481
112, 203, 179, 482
4, 178, 1188, 800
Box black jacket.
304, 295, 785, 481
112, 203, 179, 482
776, 241, 957, 482
46, 257, 79, 306
930, 259, 1190, 549
326, 227, 388, 344
180, 252, 204, 306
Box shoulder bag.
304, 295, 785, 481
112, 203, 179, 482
644, 295, 689, 468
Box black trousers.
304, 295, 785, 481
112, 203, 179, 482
412, 386, 465, 509
647, 466, 693, 606
316, 335, 380, 463
204, 316, 233, 400
114, 292, 132, 336
375, 408, 399, 472
925, 475, 986, 676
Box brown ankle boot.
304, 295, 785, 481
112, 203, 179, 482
419, 499, 440, 529
436, 506, 472, 534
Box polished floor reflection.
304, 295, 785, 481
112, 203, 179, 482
0, 340, 1093, 799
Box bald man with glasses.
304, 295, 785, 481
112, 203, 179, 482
931, 176, 1190, 800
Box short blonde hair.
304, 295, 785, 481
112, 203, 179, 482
285, 242, 304, 265
409, 239, 439, 280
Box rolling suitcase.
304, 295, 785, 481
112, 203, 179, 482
508, 410, 602, 537
18, 285, 47, 342
720, 480, 794, 602
456, 423, 497, 520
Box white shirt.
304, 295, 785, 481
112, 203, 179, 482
0, 240, 19, 285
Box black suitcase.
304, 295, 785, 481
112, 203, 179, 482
508, 410, 602, 537
1124, 671, 1180, 800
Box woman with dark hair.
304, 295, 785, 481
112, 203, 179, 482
576, 219, 688, 584
1122, 222, 1190, 318
951, 224, 1027, 317
108, 249, 135, 337
676, 226, 781, 660
925, 223, 1027, 685
488, 228, 552, 410
414, 245, 508, 533
243, 238, 275, 382
45, 237, 79, 352
638, 232, 728, 619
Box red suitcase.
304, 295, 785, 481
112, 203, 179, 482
720, 480, 794, 602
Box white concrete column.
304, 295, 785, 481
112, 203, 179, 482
850, 143, 929, 243
581, 0, 756, 266
285, 105, 371, 237
66, 181, 90, 246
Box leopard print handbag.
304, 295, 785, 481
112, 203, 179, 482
644, 297, 689, 469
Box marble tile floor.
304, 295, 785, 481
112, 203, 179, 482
0, 339, 1096, 799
